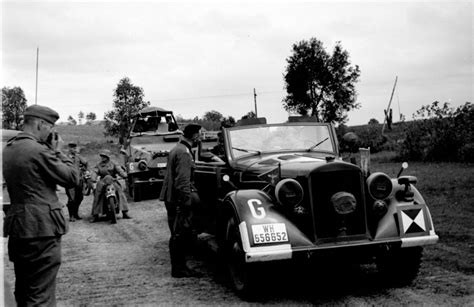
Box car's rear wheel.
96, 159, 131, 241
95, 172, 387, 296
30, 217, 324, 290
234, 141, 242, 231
376, 246, 423, 285
224, 215, 258, 298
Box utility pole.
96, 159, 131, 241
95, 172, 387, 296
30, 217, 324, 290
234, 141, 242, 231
253, 88, 258, 117
35, 47, 39, 105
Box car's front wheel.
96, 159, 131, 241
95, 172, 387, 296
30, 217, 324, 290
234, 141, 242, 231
224, 215, 258, 298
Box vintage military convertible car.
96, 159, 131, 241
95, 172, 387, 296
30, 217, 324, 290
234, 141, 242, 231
122, 106, 181, 201
192, 118, 438, 297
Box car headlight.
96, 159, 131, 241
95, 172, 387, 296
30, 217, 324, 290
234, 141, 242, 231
275, 179, 304, 207
138, 160, 148, 171
366, 172, 393, 200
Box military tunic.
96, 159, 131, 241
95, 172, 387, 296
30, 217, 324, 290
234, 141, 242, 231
3, 132, 79, 306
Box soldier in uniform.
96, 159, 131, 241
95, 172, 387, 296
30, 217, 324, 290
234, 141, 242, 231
65, 142, 88, 222
3, 105, 80, 306
90, 150, 131, 223
160, 123, 202, 278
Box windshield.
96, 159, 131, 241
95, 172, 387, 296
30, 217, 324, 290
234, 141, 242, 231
132, 113, 178, 134
228, 124, 334, 159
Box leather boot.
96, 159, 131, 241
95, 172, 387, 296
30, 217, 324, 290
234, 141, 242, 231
90, 215, 99, 223
122, 211, 132, 219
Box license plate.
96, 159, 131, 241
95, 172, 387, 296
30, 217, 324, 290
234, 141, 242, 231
157, 163, 166, 168
251, 223, 288, 244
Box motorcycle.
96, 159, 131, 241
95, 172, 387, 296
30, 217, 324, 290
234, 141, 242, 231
93, 175, 122, 224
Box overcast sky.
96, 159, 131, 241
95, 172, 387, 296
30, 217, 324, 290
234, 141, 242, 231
2, 0, 472, 126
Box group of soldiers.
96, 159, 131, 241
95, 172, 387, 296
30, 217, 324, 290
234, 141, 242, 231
63, 143, 131, 223
3, 105, 206, 305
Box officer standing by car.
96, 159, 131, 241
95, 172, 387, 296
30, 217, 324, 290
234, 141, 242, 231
160, 123, 202, 278
65, 142, 88, 222
2, 105, 80, 306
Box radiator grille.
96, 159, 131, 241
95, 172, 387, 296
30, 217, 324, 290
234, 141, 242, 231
309, 167, 368, 242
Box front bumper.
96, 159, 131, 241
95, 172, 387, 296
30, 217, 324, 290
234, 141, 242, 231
239, 222, 438, 263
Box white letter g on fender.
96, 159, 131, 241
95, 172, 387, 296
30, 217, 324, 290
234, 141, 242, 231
247, 199, 265, 219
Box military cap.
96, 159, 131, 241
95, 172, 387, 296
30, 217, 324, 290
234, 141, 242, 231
183, 123, 201, 139
23, 105, 59, 124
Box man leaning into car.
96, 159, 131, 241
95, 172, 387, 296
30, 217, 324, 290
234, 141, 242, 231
3, 105, 80, 306
159, 123, 202, 278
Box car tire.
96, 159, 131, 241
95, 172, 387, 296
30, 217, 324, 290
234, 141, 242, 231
224, 215, 258, 299
376, 246, 423, 286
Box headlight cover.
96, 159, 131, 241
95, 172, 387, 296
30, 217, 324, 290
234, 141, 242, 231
330, 191, 357, 215
275, 178, 304, 207
367, 172, 393, 200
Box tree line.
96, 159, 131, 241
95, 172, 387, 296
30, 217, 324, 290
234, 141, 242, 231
3, 36, 471, 162
2, 36, 361, 134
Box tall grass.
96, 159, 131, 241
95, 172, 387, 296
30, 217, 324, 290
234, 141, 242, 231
371, 160, 474, 274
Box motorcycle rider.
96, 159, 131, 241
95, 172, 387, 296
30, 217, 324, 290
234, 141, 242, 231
65, 142, 88, 222
90, 150, 132, 223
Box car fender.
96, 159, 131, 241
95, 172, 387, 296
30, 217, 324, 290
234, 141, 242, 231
375, 183, 437, 244
222, 189, 313, 262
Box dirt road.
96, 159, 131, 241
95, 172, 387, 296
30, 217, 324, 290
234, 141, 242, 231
3, 190, 473, 306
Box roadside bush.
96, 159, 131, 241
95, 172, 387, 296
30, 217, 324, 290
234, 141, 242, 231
337, 123, 389, 154
398, 102, 473, 162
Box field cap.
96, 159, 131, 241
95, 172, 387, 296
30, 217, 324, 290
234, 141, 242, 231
183, 123, 201, 139
24, 105, 59, 124
99, 149, 112, 158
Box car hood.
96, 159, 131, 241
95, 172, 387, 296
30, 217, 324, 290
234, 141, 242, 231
231, 152, 338, 178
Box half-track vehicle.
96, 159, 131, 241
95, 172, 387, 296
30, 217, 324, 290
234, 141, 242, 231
122, 106, 181, 201
191, 117, 439, 297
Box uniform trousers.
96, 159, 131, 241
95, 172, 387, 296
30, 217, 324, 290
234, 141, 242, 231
8, 236, 62, 307
66, 183, 83, 218
165, 201, 197, 270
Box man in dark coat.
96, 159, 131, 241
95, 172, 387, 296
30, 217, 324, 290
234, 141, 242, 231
160, 123, 202, 278
65, 142, 88, 221
3, 105, 80, 306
